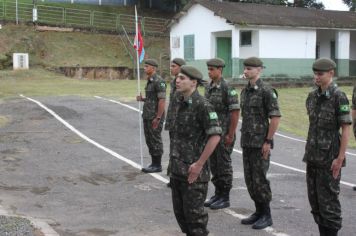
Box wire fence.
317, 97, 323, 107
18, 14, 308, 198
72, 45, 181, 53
0, 0, 169, 35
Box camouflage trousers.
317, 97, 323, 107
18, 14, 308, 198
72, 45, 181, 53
166, 131, 173, 176
209, 136, 234, 195
143, 119, 163, 159
306, 164, 342, 230
171, 178, 209, 236
242, 147, 272, 204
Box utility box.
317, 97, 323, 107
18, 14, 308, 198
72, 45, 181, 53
13, 53, 29, 70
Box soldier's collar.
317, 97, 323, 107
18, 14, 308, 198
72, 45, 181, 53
148, 73, 157, 82
317, 83, 337, 99
209, 78, 223, 89
180, 90, 198, 105
247, 79, 261, 90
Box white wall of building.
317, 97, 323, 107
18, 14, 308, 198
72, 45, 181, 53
351, 31, 356, 60
239, 29, 259, 59
336, 30, 350, 59
259, 28, 316, 59
170, 4, 236, 60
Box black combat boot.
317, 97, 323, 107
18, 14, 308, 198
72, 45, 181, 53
241, 202, 262, 225
324, 227, 338, 236
142, 155, 162, 173
209, 194, 230, 210
252, 203, 273, 229
318, 224, 326, 236
204, 195, 220, 207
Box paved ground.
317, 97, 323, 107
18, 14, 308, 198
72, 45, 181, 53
0, 95, 355, 236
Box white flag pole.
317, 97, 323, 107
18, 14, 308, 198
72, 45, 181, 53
135, 6, 144, 169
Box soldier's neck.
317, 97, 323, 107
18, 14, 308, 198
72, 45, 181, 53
320, 79, 333, 92
182, 88, 195, 99
249, 77, 260, 86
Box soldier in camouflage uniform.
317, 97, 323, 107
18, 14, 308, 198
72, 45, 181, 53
169, 65, 222, 236
240, 57, 281, 230
165, 58, 186, 187
203, 58, 240, 209
351, 86, 356, 191
136, 59, 166, 173
304, 58, 351, 236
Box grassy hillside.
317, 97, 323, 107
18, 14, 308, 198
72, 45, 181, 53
0, 24, 169, 70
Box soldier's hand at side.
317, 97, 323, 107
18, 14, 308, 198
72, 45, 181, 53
331, 158, 343, 179
261, 143, 271, 160
188, 162, 203, 184
224, 134, 234, 147
136, 93, 144, 101
152, 118, 160, 129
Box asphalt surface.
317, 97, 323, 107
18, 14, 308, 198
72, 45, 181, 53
0, 95, 355, 236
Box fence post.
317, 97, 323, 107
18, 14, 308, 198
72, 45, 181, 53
90, 11, 94, 27
63, 7, 66, 25
116, 14, 120, 32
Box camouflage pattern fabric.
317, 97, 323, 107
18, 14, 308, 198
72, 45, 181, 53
242, 147, 272, 204
240, 79, 281, 148
306, 164, 342, 230
165, 77, 179, 131
171, 178, 209, 236
142, 73, 166, 120
303, 83, 351, 167
304, 83, 351, 230
205, 78, 239, 194
240, 79, 280, 205
169, 89, 221, 235
143, 119, 163, 157
351, 85, 356, 138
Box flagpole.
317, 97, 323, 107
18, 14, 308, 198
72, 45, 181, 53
135, 6, 144, 169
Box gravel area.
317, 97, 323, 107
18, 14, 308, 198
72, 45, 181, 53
0, 215, 41, 236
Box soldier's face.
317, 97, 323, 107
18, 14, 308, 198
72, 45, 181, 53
176, 74, 196, 93
144, 65, 155, 76
208, 66, 222, 80
243, 66, 261, 80
313, 70, 334, 87
170, 63, 180, 76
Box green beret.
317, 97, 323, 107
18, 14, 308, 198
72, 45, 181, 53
144, 59, 158, 67
172, 58, 186, 66
180, 65, 203, 81
207, 58, 225, 68
312, 58, 336, 72
243, 57, 264, 67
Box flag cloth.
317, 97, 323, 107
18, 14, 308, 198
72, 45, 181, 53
134, 26, 145, 63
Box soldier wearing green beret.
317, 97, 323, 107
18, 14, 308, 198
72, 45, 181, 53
136, 59, 166, 173
240, 57, 281, 229
165, 58, 186, 188
203, 58, 240, 210
169, 65, 222, 236
304, 58, 351, 236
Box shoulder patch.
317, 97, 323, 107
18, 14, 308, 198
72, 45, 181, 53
229, 89, 237, 96
272, 88, 278, 99
209, 112, 218, 120
340, 104, 350, 112
160, 82, 166, 88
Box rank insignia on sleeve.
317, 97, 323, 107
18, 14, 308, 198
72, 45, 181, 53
209, 112, 218, 120
340, 105, 350, 112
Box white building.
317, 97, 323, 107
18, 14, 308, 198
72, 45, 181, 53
168, 0, 356, 79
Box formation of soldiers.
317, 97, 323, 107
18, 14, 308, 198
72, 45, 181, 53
136, 56, 355, 236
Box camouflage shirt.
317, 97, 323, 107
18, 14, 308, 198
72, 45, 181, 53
205, 78, 240, 134
303, 83, 351, 167
170, 90, 222, 182
142, 73, 166, 120
164, 77, 180, 131
240, 79, 281, 148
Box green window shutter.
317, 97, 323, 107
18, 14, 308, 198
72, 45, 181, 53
184, 35, 194, 61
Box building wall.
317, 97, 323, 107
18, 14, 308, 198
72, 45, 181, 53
239, 30, 259, 58
350, 31, 356, 76
170, 4, 235, 78
317, 29, 335, 58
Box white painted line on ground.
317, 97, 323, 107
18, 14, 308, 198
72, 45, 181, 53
23, 94, 287, 236
95, 96, 356, 188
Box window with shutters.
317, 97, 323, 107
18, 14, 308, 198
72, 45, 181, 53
184, 35, 194, 61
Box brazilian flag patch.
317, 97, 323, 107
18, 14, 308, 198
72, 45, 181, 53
230, 89, 237, 96
339, 105, 350, 112
160, 82, 166, 88
209, 112, 218, 120
272, 92, 277, 99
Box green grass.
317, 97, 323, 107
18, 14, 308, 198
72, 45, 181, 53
1, 68, 355, 148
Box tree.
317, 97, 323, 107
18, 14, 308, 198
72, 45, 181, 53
342, 0, 355, 11
293, 0, 324, 9
224, 0, 324, 9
